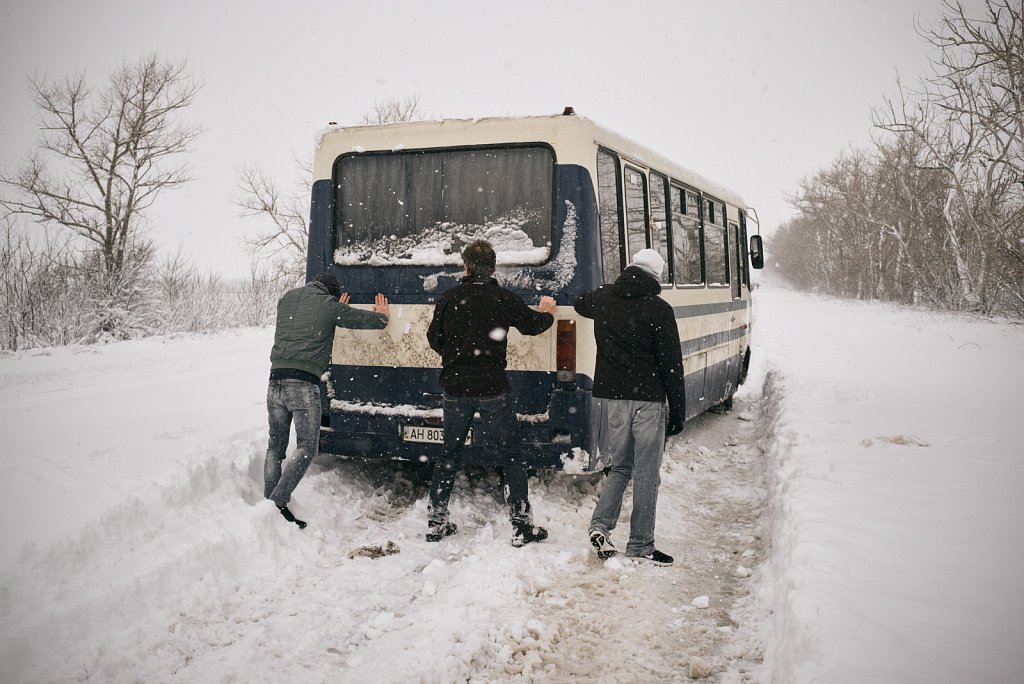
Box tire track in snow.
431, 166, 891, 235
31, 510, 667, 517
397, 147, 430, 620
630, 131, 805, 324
470, 393, 769, 682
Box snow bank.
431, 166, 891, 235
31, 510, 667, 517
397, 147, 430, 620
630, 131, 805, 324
752, 285, 1024, 682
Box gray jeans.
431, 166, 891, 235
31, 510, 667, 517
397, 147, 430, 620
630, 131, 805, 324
265, 378, 321, 507
589, 399, 666, 556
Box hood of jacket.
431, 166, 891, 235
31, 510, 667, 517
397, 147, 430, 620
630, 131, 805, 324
612, 266, 662, 298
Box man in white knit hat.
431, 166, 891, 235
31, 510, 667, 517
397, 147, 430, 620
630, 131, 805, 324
573, 248, 685, 565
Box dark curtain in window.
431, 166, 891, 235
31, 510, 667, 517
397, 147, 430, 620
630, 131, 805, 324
337, 146, 553, 253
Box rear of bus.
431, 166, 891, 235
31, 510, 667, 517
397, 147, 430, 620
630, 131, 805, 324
306, 118, 607, 471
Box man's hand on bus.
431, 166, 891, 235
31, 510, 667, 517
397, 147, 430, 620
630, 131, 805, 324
373, 293, 390, 318
537, 296, 556, 315
340, 292, 351, 305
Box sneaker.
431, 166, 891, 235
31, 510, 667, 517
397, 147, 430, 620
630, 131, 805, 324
277, 505, 307, 529
426, 521, 458, 542
511, 523, 548, 547
630, 549, 673, 565
589, 530, 617, 559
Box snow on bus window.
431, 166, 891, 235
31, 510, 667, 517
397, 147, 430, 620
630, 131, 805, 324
502, 200, 578, 291
333, 209, 548, 267
421, 200, 578, 293
334, 146, 553, 267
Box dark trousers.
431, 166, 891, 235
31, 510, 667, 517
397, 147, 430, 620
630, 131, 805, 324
428, 392, 533, 527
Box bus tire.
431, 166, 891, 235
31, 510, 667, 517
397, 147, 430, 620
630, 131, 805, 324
709, 395, 733, 414
738, 348, 752, 386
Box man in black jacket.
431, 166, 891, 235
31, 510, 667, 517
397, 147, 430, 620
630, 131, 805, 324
266, 273, 389, 528
574, 249, 684, 565
426, 240, 557, 546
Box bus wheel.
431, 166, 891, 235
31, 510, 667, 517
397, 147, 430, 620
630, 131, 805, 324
738, 348, 752, 386
709, 395, 733, 414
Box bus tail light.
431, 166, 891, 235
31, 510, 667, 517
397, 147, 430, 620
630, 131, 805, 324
556, 319, 576, 382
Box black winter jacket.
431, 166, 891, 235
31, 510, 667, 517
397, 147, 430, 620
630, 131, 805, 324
427, 275, 554, 397
573, 266, 685, 422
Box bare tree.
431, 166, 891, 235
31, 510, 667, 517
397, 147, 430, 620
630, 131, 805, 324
238, 94, 428, 281
235, 158, 311, 283
359, 94, 427, 124
0, 54, 202, 276
875, 0, 1023, 312
777, 0, 1023, 316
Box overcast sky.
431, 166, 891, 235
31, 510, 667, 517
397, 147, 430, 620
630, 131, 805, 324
1, 0, 958, 277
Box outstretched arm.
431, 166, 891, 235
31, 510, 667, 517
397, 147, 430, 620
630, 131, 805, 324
331, 295, 388, 329
512, 295, 554, 336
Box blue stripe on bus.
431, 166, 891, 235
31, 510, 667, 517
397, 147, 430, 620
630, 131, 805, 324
680, 326, 749, 356
672, 299, 750, 318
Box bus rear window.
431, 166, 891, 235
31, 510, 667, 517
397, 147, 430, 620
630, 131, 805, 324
334, 145, 554, 266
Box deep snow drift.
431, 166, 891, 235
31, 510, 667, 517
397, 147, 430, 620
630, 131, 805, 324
753, 283, 1024, 683
1, 279, 1022, 682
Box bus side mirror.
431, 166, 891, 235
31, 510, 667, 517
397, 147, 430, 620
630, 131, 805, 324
749, 234, 764, 270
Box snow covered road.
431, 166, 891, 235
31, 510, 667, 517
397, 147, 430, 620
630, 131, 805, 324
3, 280, 1022, 682
0, 325, 767, 682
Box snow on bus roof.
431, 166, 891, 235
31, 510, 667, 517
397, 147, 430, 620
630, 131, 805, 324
315, 112, 747, 210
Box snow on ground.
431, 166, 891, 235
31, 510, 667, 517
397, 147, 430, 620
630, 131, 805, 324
0, 321, 766, 682
1, 278, 1022, 682
752, 281, 1024, 683
0, 327, 273, 569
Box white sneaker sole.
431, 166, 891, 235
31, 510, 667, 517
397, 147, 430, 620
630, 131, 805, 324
589, 531, 617, 559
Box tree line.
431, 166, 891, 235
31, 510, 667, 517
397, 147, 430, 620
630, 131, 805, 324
771, 0, 1023, 317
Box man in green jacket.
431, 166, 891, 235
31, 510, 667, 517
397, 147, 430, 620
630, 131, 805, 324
266, 273, 389, 527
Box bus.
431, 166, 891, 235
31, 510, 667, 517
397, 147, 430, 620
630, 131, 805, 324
306, 110, 764, 472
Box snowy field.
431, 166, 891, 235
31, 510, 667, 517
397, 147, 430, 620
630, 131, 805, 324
0, 279, 1022, 682
754, 283, 1024, 683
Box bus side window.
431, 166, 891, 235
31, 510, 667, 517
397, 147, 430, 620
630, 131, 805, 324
597, 149, 624, 283
704, 198, 729, 286
624, 165, 648, 264
739, 211, 751, 288
649, 172, 671, 285
672, 187, 703, 286
728, 221, 741, 298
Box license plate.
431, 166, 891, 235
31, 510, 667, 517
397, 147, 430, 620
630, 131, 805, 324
401, 425, 472, 445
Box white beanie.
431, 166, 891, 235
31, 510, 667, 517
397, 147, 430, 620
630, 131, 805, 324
629, 248, 664, 280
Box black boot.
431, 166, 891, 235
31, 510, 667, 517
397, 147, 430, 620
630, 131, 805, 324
426, 521, 458, 542
511, 522, 548, 547
278, 505, 307, 529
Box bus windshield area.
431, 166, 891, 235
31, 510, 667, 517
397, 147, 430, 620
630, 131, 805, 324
333, 145, 554, 267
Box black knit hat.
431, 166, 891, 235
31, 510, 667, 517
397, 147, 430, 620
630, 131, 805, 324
312, 273, 341, 299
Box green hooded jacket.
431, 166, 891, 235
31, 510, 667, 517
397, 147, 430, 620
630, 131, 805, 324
269, 281, 388, 379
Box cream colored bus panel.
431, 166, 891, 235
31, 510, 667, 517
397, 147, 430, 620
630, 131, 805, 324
331, 303, 555, 371
505, 328, 553, 372
332, 305, 436, 368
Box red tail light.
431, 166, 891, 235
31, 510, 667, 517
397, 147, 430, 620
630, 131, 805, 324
556, 319, 576, 382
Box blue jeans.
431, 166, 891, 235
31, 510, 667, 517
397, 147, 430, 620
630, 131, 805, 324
428, 393, 533, 527
589, 399, 666, 556
265, 378, 321, 507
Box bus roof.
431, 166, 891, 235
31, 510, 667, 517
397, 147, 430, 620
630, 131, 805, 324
315, 113, 747, 211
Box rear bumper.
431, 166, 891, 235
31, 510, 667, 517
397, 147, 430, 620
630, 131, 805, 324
318, 384, 603, 471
